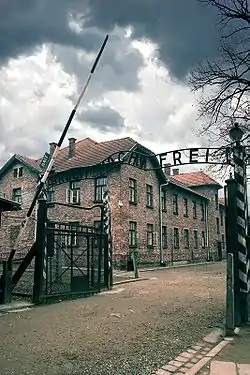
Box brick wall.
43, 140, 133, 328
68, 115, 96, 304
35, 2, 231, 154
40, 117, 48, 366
162, 184, 208, 264
190, 185, 226, 260
0, 162, 37, 258
0, 159, 226, 268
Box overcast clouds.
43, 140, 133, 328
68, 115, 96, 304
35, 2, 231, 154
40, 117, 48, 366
0, 0, 225, 167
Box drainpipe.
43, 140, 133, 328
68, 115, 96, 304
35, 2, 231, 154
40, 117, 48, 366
159, 181, 170, 265
205, 201, 210, 261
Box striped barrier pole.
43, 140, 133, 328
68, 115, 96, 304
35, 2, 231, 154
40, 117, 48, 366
103, 190, 113, 289
233, 145, 249, 321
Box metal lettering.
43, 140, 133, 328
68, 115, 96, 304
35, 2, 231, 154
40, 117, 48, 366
173, 151, 182, 165
190, 148, 199, 163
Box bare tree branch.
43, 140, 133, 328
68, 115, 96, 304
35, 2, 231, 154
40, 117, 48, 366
190, 0, 250, 145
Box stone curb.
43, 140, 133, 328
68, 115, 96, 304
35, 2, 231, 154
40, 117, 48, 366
152, 328, 231, 375
113, 277, 149, 285
0, 301, 34, 314
139, 261, 225, 273
114, 261, 225, 282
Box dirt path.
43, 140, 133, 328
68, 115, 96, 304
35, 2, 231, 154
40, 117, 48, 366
0, 263, 226, 375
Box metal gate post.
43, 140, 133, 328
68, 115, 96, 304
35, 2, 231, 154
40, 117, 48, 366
33, 195, 47, 304
103, 190, 113, 289
233, 144, 248, 322
225, 176, 241, 327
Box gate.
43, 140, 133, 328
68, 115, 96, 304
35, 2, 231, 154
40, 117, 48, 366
43, 221, 108, 301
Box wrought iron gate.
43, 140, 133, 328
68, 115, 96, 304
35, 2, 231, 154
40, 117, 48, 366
42, 221, 108, 301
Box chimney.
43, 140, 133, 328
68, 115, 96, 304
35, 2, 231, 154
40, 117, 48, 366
172, 168, 179, 176
163, 163, 171, 176
68, 137, 76, 158
49, 142, 57, 155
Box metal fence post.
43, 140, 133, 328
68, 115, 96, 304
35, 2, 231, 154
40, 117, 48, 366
33, 195, 47, 304
226, 253, 234, 335
225, 176, 241, 327
0, 260, 12, 304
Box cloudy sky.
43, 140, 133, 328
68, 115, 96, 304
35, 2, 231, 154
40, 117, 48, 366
0, 0, 227, 167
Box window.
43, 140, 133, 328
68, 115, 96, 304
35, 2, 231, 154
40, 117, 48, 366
129, 178, 137, 204
201, 231, 206, 248
184, 229, 189, 248
173, 194, 178, 215
216, 218, 220, 234
183, 198, 188, 217
147, 224, 154, 248
67, 181, 80, 204
13, 167, 23, 178
220, 209, 223, 226
146, 184, 153, 208
129, 221, 137, 247
162, 226, 167, 248
47, 187, 55, 203
194, 230, 198, 249
66, 222, 79, 246
201, 203, 205, 221
13, 188, 22, 203
161, 190, 167, 211
173, 227, 179, 249
215, 194, 219, 210
94, 177, 107, 202
192, 201, 197, 219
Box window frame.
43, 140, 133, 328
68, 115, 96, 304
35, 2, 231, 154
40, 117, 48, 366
162, 225, 168, 248
193, 230, 198, 249
67, 181, 80, 204
12, 187, 22, 203
13, 167, 23, 178
94, 177, 107, 203
129, 178, 137, 204
173, 227, 180, 249
161, 190, 167, 211
192, 200, 197, 219
201, 231, 206, 248
173, 194, 178, 215
129, 221, 137, 248
201, 203, 205, 221
183, 198, 188, 217
146, 223, 154, 248
146, 184, 153, 208
184, 229, 189, 249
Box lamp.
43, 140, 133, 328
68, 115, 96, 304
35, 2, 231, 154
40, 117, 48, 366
229, 122, 244, 142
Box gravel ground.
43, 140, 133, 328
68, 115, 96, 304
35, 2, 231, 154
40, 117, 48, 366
0, 262, 226, 375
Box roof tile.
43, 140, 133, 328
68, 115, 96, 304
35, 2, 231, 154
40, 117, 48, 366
171, 171, 221, 188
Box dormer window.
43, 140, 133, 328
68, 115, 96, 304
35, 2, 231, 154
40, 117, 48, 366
13, 167, 23, 178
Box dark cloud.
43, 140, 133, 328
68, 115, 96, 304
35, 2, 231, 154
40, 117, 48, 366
53, 29, 144, 93
0, 0, 221, 80
78, 106, 125, 132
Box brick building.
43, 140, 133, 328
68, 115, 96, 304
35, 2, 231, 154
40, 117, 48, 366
0, 137, 226, 267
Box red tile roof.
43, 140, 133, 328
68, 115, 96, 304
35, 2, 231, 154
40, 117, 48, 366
171, 171, 222, 188
6, 137, 137, 174
54, 137, 137, 172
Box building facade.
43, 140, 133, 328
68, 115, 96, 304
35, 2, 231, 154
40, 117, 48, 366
0, 137, 226, 268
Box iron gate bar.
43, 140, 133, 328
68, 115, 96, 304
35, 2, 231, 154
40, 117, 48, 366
47, 230, 93, 282
44, 220, 108, 299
